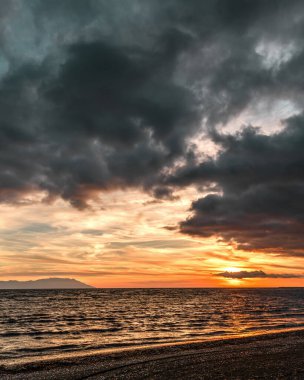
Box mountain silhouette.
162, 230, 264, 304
0, 278, 93, 289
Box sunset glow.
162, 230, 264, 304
1, 185, 303, 287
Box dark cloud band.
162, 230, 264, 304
216, 270, 304, 279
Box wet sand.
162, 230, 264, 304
1, 330, 304, 379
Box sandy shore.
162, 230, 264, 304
1, 330, 304, 379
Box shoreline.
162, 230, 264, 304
3, 326, 304, 366
1, 329, 304, 379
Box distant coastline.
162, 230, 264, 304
0, 277, 93, 289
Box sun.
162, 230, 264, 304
224, 267, 240, 273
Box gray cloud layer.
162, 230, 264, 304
1, 1, 304, 255
217, 270, 304, 279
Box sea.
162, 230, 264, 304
0, 288, 303, 365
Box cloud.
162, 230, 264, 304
216, 270, 304, 279
80, 229, 103, 236
1, 0, 304, 206
0, 1, 203, 208
0, 0, 303, 274
107, 239, 198, 250
174, 112, 304, 257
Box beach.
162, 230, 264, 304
1, 330, 303, 379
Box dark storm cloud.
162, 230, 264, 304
217, 270, 304, 279
0, 0, 203, 207
29, 35, 198, 208
177, 114, 304, 256
1, 0, 304, 229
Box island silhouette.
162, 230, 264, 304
0, 278, 93, 289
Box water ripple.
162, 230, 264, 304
0, 288, 303, 363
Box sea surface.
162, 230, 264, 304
0, 288, 303, 364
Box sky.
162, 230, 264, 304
0, 0, 304, 287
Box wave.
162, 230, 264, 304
0, 327, 123, 338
